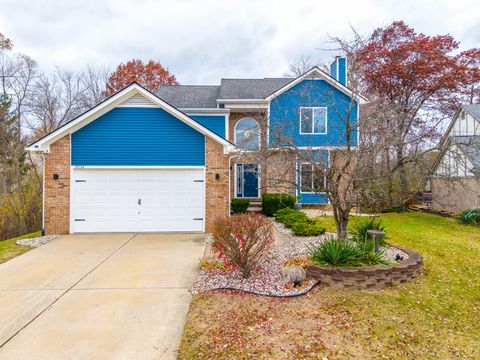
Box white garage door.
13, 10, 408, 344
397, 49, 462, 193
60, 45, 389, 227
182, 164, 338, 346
71, 168, 205, 232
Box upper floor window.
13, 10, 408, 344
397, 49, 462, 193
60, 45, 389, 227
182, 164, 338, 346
300, 107, 327, 134
234, 117, 260, 151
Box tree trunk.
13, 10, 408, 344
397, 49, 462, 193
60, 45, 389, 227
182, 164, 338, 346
396, 145, 408, 205
333, 205, 350, 240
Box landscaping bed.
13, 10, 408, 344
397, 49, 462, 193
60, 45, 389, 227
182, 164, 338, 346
306, 245, 422, 289
16, 234, 57, 247
192, 211, 415, 296
180, 212, 480, 359
191, 233, 323, 297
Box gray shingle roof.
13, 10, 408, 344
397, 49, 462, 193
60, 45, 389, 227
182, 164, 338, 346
156, 85, 220, 108
463, 104, 480, 120
217, 78, 293, 99
154, 78, 294, 108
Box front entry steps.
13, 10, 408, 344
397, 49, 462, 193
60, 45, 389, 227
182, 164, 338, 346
247, 199, 262, 213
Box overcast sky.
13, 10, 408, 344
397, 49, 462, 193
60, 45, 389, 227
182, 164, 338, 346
1, 0, 479, 84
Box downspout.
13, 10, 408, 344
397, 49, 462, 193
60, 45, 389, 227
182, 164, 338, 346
41, 153, 45, 236
228, 154, 240, 216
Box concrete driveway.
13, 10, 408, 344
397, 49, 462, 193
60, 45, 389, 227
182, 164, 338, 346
0, 233, 205, 360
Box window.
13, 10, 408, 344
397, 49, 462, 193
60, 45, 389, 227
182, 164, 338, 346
300, 107, 327, 134
300, 163, 327, 193
234, 117, 260, 151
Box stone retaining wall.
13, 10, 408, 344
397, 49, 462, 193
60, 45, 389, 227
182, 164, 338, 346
306, 246, 423, 289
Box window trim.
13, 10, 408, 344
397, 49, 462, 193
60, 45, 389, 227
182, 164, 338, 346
298, 154, 329, 194
233, 117, 261, 151
299, 106, 328, 135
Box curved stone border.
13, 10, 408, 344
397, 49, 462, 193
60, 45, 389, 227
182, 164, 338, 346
306, 246, 423, 289
198, 280, 321, 298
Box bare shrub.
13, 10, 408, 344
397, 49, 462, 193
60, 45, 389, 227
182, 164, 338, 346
211, 213, 274, 278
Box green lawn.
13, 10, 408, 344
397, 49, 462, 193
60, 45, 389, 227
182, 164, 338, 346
0, 231, 41, 264
179, 212, 480, 359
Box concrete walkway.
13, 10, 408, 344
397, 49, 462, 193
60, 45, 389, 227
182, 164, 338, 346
0, 233, 205, 359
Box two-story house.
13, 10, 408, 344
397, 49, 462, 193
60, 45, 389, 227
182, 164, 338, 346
27, 57, 366, 234
431, 104, 480, 212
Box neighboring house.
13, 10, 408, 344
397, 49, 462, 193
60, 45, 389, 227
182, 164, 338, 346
27, 57, 366, 234
431, 104, 480, 212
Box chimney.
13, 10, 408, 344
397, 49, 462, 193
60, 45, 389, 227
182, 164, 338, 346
330, 56, 347, 86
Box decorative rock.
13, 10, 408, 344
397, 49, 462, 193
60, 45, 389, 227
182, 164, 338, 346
16, 235, 57, 248
281, 266, 307, 286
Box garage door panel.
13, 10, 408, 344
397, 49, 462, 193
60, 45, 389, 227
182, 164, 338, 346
72, 169, 205, 232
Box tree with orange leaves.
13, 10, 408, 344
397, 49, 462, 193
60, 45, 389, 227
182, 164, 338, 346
103, 59, 178, 97
357, 21, 479, 201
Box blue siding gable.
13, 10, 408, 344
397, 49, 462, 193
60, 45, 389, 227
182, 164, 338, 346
189, 115, 226, 138
71, 107, 205, 166
269, 79, 358, 147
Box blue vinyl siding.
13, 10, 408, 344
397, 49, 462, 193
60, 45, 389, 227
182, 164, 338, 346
338, 57, 347, 86
269, 79, 358, 148
330, 62, 338, 82
296, 150, 330, 205
330, 57, 347, 86
71, 107, 205, 166
298, 193, 329, 205
189, 115, 226, 138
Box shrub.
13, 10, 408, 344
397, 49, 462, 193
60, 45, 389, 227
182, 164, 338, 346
351, 217, 387, 246
309, 237, 362, 267
273, 208, 298, 222
0, 174, 42, 241
458, 208, 480, 226
275, 208, 325, 236
308, 236, 390, 267
380, 205, 406, 213
274, 208, 308, 228
231, 199, 250, 214
356, 240, 390, 266
291, 221, 326, 236
282, 212, 310, 229
211, 213, 273, 278
262, 193, 295, 216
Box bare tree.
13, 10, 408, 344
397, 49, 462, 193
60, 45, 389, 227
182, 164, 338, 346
78, 65, 108, 108
288, 55, 317, 77
26, 66, 106, 138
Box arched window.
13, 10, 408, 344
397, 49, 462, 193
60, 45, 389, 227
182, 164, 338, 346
234, 117, 260, 151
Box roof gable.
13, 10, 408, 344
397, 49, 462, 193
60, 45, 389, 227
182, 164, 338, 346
265, 67, 367, 103
27, 83, 231, 152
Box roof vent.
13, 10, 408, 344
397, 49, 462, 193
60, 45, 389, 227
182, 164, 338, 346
118, 93, 158, 107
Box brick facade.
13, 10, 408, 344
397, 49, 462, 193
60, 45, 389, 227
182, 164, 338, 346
44, 134, 70, 235
229, 111, 296, 199
205, 137, 230, 232
43, 134, 229, 235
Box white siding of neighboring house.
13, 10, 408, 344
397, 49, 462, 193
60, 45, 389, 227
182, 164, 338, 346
436, 144, 474, 177
450, 110, 480, 136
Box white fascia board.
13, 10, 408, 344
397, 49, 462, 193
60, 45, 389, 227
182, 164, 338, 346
27, 84, 230, 152
181, 108, 230, 115
265, 67, 368, 104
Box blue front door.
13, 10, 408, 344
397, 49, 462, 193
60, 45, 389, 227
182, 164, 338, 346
236, 164, 259, 198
